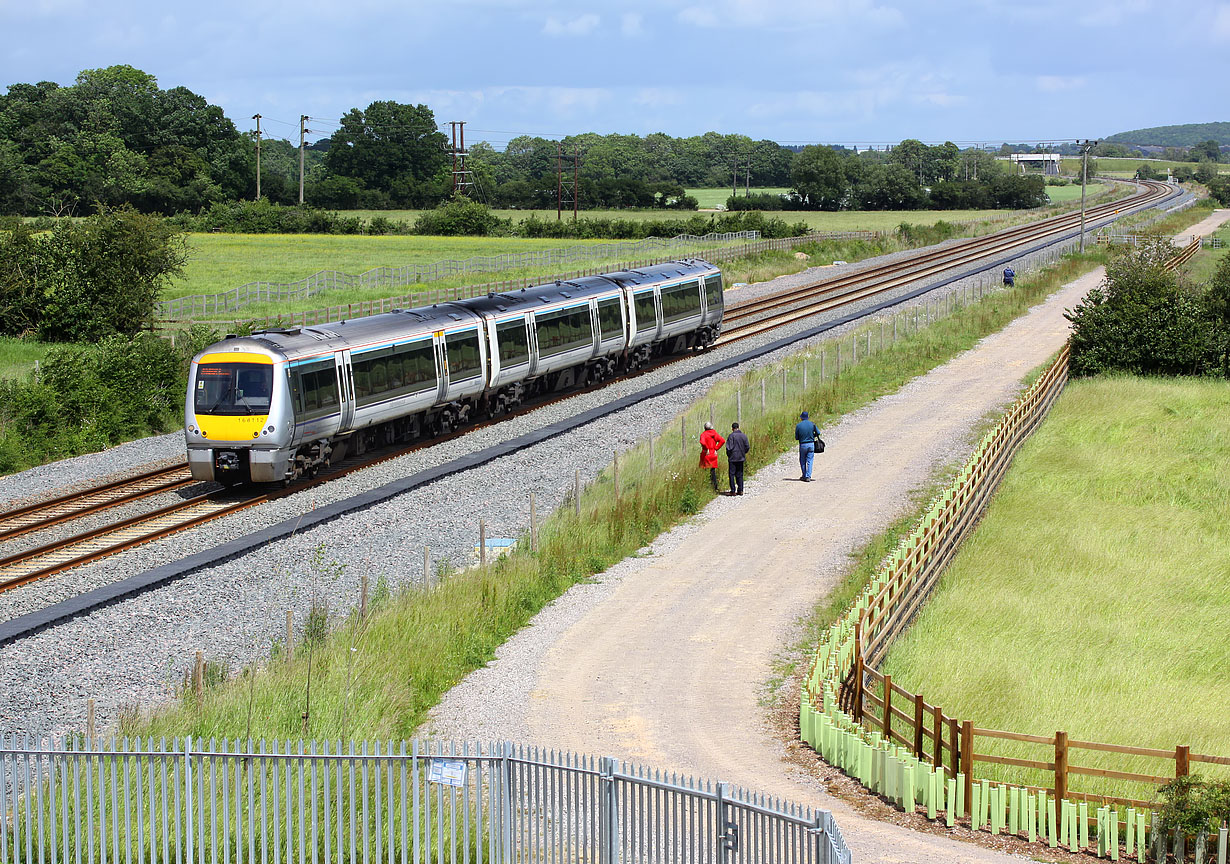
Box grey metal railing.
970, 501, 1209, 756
1, 734, 850, 863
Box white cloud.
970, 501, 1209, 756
676, 0, 902, 31
620, 12, 643, 36
543, 13, 600, 36
633, 87, 684, 108
1035, 75, 1086, 92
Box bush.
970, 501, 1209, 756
412, 197, 510, 236
1, 207, 188, 342
0, 333, 193, 474
726, 192, 792, 211
1067, 240, 1225, 377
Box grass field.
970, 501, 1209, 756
1187, 223, 1230, 283
0, 338, 56, 381
881, 376, 1230, 800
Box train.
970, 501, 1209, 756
185, 259, 725, 485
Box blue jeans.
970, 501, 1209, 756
798, 441, 815, 479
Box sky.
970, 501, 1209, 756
2, 0, 1228, 150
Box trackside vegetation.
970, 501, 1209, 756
126, 247, 1116, 744
880, 376, 1230, 801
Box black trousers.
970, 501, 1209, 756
728, 460, 745, 494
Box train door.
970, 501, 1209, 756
334, 350, 355, 430
433, 332, 448, 402
527, 313, 542, 376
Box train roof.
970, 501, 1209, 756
203, 259, 720, 361
460, 259, 718, 317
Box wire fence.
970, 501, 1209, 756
1, 735, 850, 863
157, 232, 768, 320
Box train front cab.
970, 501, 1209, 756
186, 349, 294, 484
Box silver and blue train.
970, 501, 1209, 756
185, 259, 724, 484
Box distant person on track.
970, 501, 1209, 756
1002, 266, 1015, 288
725, 422, 751, 495
699, 422, 726, 492
795, 412, 820, 482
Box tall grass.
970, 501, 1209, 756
0, 337, 55, 381
881, 376, 1230, 800
127, 246, 1112, 744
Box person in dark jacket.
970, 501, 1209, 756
698, 422, 726, 492
795, 411, 819, 481
1002, 266, 1015, 287
725, 422, 751, 495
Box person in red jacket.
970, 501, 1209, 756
699, 422, 726, 492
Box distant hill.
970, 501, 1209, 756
1105, 122, 1230, 146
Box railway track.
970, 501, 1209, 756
0, 181, 1180, 595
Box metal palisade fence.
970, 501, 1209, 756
1, 735, 851, 864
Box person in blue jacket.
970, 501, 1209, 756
1002, 266, 1015, 287
795, 411, 820, 482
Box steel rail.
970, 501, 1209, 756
0, 465, 195, 542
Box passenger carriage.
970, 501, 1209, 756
185, 260, 723, 485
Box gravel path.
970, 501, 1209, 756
419, 269, 1112, 863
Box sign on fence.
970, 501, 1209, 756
428, 757, 467, 787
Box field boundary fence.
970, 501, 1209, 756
155, 230, 900, 326
157, 231, 777, 321
1, 734, 850, 864
798, 244, 1227, 861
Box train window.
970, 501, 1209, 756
351, 339, 436, 407
445, 329, 482, 381
535, 305, 592, 357
292, 359, 339, 420
660, 282, 702, 324
704, 274, 723, 310
633, 291, 657, 333
194, 362, 275, 416
496, 318, 529, 367
597, 297, 623, 341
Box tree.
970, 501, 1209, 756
1192, 140, 1222, 163
323, 101, 449, 207
791, 146, 849, 210
36, 206, 189, 342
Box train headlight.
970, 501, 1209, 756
267, 425, 275, 433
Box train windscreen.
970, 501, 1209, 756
194, 363, 274, 415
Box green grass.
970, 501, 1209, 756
881, 376, 1230, 801
1044, 182, 1106, 203
1187, 223, 1230, 283
170, 233, 624, 299
0, 338, 57, 381
125, 245, 1112, 745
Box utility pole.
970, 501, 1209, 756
732, 155, 738, 200
744, 156, 750, 196
1078, 138, 1098, 253
298, 115, 310, 205
252, 114, 262, 200
557, 143, 580, 221
448, 121, 471, 196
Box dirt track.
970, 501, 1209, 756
424, 210, 1230, 863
